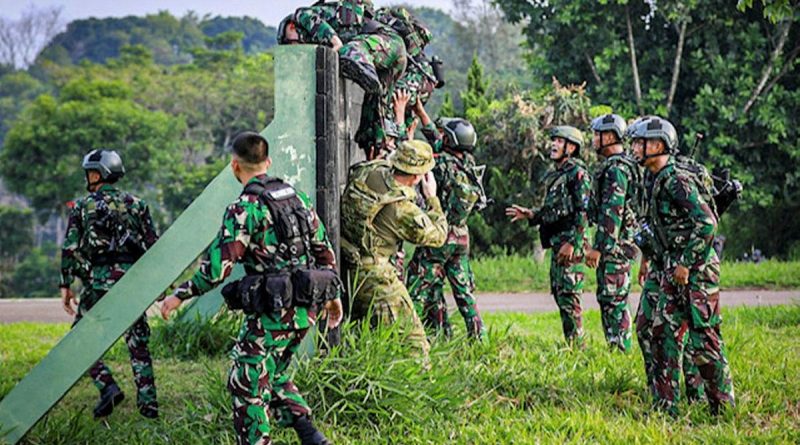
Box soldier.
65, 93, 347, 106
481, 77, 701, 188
160, 132, 343, 445
584, 114, 639, 352
60, 149, 159, 419
628, 117, 734, 415
629, 117, 705, 405
279, 0, 408, 149
340, 139, 448, 358
406, 117, 486, 340
506, 126, 591, 348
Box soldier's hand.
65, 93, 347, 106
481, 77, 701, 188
673, 265, 689, 286
330, 35, 343, 51
160, 295, 183, 320
421, 171, 437, 198
505, 204, 533, 223
393, 89, 411, 116
407, 117, 419, 138
638, 259, 649, 286
324, 298, 344, 329
60, 287, 77, 316
556, 243, 575, 265
585, 249, 601, 268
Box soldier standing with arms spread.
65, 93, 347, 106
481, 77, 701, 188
160, 132, 343, 445
340, 140, 448, 358
506, 126, 591, 348
629, 117, 734, 415
60, 149, 159, 419
585, 114, 639, 352
406, 115, 486, 340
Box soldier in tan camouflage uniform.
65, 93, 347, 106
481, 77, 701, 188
340, 140, 448, 357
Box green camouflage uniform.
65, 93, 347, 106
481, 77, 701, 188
406, 126, 485, 339
60, 184, 159, 412
590, 154, 640, 351
529, 158, 591, 346
173, 174, 337, 445
648, 158, 734, 414
295, 2, 407, 146
340, 159, 448, 357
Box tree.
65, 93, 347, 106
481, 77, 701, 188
0, 69, 49, 144
0, 5, 64, 68
0, 206, 34, 296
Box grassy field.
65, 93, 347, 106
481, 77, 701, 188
2, 305, 799, 444
470, 255, 800, 293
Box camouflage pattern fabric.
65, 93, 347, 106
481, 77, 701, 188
173, 174, 337, 445
406, 144, 485, 339
530, 159, 591, 346
591, 154, 640, 352
60, 184, 159, 412
648, 159, 734, 414
341, 160, 447, 357
293, 2, 369, 43
635, 267, 704, 401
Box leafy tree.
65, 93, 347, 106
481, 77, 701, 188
7, 246, 59, 298
0, 206, 34, 296
200, 16, 277, 54
0, 69, 49, 144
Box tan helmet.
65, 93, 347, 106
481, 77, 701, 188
550, 125, 584, 151
389, 139, 435, 175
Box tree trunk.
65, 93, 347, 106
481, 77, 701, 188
626, 5, 643, 114
584, 52, 603, 85
742, 20, 792, 115
666, 20, 688, 116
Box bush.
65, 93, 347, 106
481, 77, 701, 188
7, 246, 60, 298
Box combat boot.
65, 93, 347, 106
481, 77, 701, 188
292, 415, 332, 445
139, 403, 159, 419
339, 56, 381, 94
93, 383, 125, 418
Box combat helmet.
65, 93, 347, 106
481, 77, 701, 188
438, 118, 477, 152
591, 114, 627, 141
628, 117, 678, 152
82, 149, 125, 181
390, 140, 435, 175
550, 126, 584, 153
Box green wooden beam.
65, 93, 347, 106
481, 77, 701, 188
0, 45, 318, 445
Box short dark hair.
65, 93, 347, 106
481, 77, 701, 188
231, 131, 269, 164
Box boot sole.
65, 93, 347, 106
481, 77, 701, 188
340, 58, 381, 94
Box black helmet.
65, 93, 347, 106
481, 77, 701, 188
277, 14, 298, 44
438, 118, 477, 152
82, 149, 125, 181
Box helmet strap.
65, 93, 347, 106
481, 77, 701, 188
639, 140, 669, 165
85, 171, 103, 192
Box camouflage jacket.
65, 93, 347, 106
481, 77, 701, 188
431, 151, 481, 244
591, 153, 640, 260
649, 158, 717, 270
60, 184, 158, 291
294, 1, 385, 44
341, 160, 447, 264
530, 158, 591, 250
173, 174, 337, 329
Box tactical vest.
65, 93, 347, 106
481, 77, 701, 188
85, 191, 145, 265
590, 154, 642, 226
434, 152, 484, 225
674, 155, 719, 219
376, 7, 430, 56
340, 160, 414, 264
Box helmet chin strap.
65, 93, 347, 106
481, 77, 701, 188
85, 172, 103, 192
637, 140, 669, 166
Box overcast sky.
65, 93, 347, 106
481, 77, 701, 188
0, 1, 453, 27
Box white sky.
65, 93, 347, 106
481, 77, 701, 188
0, 0, 454, 27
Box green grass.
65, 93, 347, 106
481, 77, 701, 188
471, 255, 800, 293
2, 305, 799, 444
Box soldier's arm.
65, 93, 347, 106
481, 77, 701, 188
448, 168, 480, 226
420, 123, 444, 153
295, 7, 339, 45
567, 167, 591, 249
172, 200, 253, 300
593, 165, 628, 256
670, 175, 717, 269
59, 201, 85, 288
138, 200, 159, 249
383, 196, 448, 247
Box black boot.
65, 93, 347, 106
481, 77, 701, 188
339, 57, 381, 94
139, 403, 159, 419
93, 383, 125, 419
292, 415, 331, 445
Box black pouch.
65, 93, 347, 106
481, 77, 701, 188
263, 272, 293, 312
222, 279, 245, 311
292, 269, 340, 307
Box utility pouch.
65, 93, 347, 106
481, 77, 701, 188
222, 273, 293, 314
292, 268, 340, 307
263, 272, 293, 312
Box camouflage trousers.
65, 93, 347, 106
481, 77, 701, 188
349, 261, 430, 357
652, 254, 735, 414
406, 243, 485, 340
635, 267, 704, 401
228, 310, 314, 445
549, 246, 585, 347
74, 288, 157, 411
345, 31, 407, 149
595, 255, 633, 352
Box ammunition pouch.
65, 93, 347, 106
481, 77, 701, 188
222, 268, 340, 315
91, 252, 141, 266
540, 217, 570, 249
292, 268, 341, 306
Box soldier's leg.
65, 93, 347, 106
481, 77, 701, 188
338, 39, 381, 94
371, 274, 430, 357
596, 257, 633, 352
682, 331, 706, 403
550, 252, 585, 347
652, 272, 690, 415
266, 326, 312, 427
407, 246, 450, 337
685, 255, 734, 413
445, 246, 485, 339
635, 272, 660, 395
75, 290, 118, 392
124, 315, 158, 416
